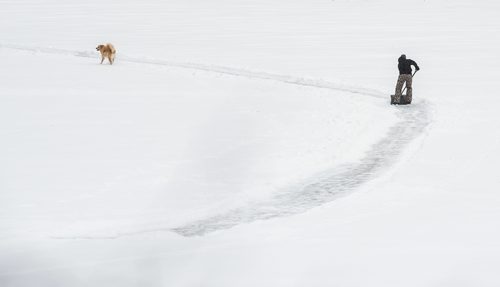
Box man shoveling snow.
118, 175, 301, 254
391, 54, 420, 105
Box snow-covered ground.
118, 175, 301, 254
1, 0, 500, 286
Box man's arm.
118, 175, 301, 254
409, 59, 420, 71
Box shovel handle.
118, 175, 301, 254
402, 70, 418, 94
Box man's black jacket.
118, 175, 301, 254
398, 56, 420, 75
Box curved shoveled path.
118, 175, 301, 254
173, 103, 431, 236
0, 44, 432, 238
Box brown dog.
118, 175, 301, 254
96, 43, 116, 65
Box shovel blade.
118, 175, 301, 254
390, 94, 412, 105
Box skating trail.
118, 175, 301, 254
173, 102, 431, 236
0, 44, 432, 238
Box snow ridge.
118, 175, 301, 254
0, 43, 383, 98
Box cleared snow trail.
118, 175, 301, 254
173, 103, 431, 236
0, 44, 432, 238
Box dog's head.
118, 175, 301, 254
96, 45, 104, 51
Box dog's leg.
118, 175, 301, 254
108, 56, 113, 65
100, 56, 104, 64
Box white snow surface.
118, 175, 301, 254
1, 0, 500, 286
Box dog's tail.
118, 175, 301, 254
107, 43, 116, 54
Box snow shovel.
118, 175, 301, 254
391, 70, 417, 105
